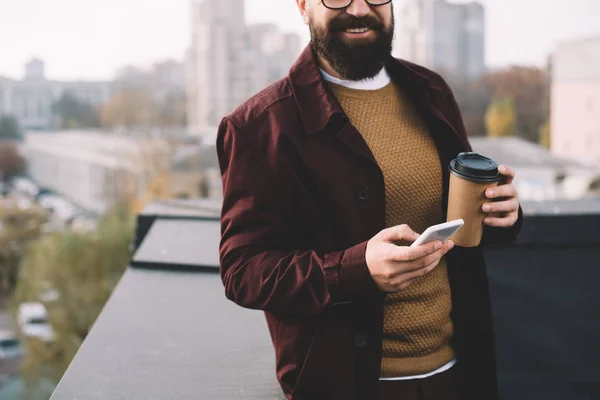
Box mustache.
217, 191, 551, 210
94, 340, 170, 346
328, 15, 385, 32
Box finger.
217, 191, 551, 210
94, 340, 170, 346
482, 199, 519, 214
391, 240, 442, 263
484, 214, 518, 228
485, 184, 518, 200
394, 241, 454, 273
393, 257, 445, 291
381, 224, 419, 243
498, 165, 516, 183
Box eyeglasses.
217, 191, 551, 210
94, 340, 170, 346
322, 0, 392, 10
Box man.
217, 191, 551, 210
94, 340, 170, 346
216, 0, 523, 399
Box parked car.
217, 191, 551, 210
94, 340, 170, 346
0, 330, 23, 360
17, 302, 54, 343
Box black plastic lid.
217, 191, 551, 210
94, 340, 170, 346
449, 152, 501, 183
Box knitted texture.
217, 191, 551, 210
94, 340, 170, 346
329, 81, 455, 377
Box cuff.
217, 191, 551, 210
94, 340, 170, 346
482, 205, 524, 245
323, 241, 380, 303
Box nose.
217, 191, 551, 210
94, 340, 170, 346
345, 0, 371, 18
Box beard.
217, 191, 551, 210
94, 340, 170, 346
310, 13, 394, 81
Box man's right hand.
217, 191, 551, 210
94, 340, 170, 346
365, 224, 454, 293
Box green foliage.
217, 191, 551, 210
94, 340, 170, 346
10, 204, 135, 383
0, 115, 22, 141
52, 92, 100, 129
485, 96, 517, 138
0, 203, 48, 295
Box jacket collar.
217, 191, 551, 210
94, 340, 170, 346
287, 45, 444, 136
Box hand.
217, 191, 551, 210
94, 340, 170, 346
365, 225, 454, 293
483, 165, 520, 228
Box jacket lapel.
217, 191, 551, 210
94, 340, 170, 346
335, 119, 379, 167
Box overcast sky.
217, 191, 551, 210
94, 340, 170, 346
0, 0, 598, 80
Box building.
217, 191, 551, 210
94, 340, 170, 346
187, 0, 302, 135
551, 36, 600, 168
0, 59, 114, 131
22, 131, 171, 214
394, 0, 486, 80
470, 137, 600, 202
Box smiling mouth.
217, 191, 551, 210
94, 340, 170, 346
344, 27, 371, 34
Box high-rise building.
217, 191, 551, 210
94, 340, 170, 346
394, 0, 486, 81
187, 0, 302, 136
187, 0, 248, 133
551, 36, 600, 167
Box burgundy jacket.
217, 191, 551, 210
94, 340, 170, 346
217, 46, 523, 400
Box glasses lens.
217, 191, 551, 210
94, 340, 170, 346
323, 0, 351, 8
323, 0, 391, 8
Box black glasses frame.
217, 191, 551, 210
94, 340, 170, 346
322, 0, 392, 10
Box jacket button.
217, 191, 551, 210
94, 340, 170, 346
358, 187, 369, 201
354, 334, 367, 348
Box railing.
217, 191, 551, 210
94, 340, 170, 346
49, 200, 600, 400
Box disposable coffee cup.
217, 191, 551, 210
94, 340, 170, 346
447, 152, 502, 247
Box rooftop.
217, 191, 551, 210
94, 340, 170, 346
48, 198, 600, 400
470, 137, 595, 170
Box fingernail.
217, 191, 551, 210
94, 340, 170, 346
435, 242, 442, 251
483, 204, 490, 212
487, 190, 494, 197
499, 166, 506, 172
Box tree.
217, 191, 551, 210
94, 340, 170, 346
52, 92, 100, 129
539, 120, 551, 149
443, 71, 494, 137
0, 142, 25, 182
153, 90, 187, 128
10, 203, 135, 383
100, 88, 155, 129
486, 96, 517, 138
0, 115, 22, 141
107, 60, 186, 131
0, 201, 48, 295
485, 67, 550, 143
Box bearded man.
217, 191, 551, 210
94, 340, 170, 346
216, 1, 523, 399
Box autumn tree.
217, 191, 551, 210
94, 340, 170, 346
0, 142, 25, 182
486, 96, 517, 138
485, 66, 550, 143
539, 120, 551, 149
100, 88, 155, 129
103, 60, 186, 130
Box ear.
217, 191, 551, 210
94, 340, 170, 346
296, 0, 310, 25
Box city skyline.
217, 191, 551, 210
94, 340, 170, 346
0, 0, 599, 81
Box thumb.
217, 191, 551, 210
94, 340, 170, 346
381, 224, 419, 243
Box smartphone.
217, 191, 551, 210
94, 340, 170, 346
410, 219, 464, 248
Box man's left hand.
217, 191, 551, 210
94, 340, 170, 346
482, 165, 520, 228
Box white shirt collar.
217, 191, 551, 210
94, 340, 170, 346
320, 67, 391, 90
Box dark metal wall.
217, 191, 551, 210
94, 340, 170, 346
485, 212, 600, 400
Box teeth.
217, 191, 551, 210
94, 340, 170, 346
346, 27, 369, 33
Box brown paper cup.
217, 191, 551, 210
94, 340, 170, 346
447, 173, 499, 247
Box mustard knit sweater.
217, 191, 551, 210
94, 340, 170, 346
329, 81, 455, 378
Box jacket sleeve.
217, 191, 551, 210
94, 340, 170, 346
216, 117, 380, 316
439, 76, 524, 246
